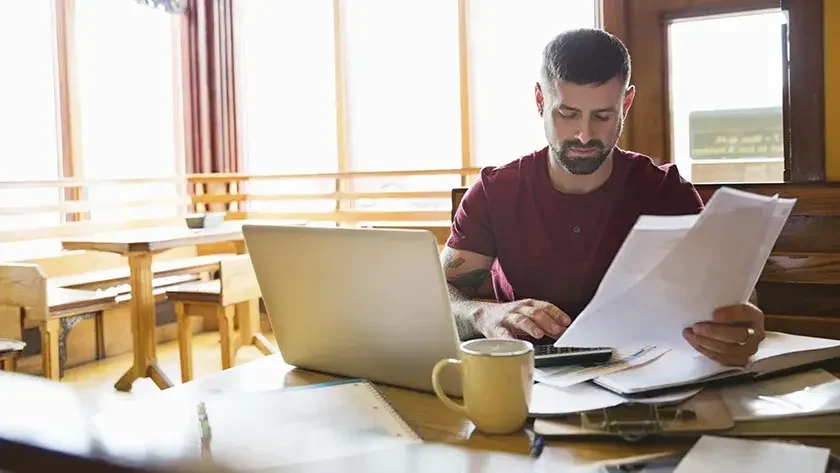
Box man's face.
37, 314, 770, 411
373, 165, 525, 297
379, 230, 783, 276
535, 77, 634, 175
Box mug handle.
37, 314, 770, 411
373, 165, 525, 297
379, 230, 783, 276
431, 358, 466, 414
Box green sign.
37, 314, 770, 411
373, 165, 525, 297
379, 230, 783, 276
688, 107, 784, 160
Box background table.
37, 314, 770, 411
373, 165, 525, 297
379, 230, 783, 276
61, 220, 294, 392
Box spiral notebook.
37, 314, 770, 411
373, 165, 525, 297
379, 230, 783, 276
191, 379, 421, 470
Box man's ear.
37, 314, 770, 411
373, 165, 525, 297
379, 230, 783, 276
622, 85, 636, 117
535, 82, 545, 116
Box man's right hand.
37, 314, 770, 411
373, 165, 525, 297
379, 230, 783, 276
441, 246, 571, 341
478, 299, 571, 340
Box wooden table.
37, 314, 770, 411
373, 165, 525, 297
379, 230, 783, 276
60, 220, 300, 392
165, 354, 840, 471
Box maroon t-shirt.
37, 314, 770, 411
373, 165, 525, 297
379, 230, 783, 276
447, 146, 704, 320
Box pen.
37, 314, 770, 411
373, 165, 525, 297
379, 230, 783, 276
198, 402, 213, 460
529, 434, 545, 458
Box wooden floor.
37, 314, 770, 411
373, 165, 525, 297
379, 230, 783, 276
61, 330, 277, 398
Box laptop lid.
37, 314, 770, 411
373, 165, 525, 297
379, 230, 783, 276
242, 224, 463, 396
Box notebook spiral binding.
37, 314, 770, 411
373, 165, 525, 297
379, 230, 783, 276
362, 381, 422, 441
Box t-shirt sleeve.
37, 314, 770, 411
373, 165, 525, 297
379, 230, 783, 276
644, 163, 705, 216
446, 174, 496, 257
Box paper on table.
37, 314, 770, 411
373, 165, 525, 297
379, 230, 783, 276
534, 345, 668, 388
529, 380, 702, 417
556, 188, 795, 350
673, 436, 830, 473
0, 338, 25, 353
721, 369, 840, 421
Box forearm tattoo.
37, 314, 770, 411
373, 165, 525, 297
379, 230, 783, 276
447, 269, 491, 298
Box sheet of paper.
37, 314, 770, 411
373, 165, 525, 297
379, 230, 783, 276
721, 369, 840, 421
534, 345, 668, 388
530, 382, 626, 416
673, 436, 829, 473
555, 187, 795, 350
588, 214, 696, 302
529, 380, 703, 417
593, 349, 744, 395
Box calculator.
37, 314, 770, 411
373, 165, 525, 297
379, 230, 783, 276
533, 345, 614, 368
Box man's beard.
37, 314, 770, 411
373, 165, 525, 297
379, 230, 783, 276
549, 139, 611, 175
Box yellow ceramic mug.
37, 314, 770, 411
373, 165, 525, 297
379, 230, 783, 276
431, 338, 534, 434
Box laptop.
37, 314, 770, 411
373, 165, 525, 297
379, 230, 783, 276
242, 224, 463, 397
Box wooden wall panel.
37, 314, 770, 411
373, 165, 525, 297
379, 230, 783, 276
763, 256, 840, 285
694, 183, 840, 215
757, 282, 840, 318
765, 315, 840, 340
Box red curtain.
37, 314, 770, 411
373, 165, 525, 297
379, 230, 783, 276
181, 0, 239, 175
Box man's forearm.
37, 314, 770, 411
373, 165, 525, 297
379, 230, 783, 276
445, 265, 497, 340
447, 284, 497, 340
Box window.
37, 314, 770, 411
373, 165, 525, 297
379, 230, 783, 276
235, 1, 599, 222
343, 0, 462, 215
0, 2, 63, 259
73, 0, 184, 222
468, 0, 598, 167
0, 2, 62, 231
234, 0, 339, 215
668, 10, 786, 183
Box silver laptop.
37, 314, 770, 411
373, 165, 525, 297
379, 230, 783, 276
242, 224, 463, 397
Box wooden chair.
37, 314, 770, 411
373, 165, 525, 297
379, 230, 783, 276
0, 264, 118, 380
167, 254, 277, 382
0, 351, 20, 372
451, 183, 840, 340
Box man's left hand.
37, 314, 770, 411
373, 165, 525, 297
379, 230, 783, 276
683, 303, 766, 366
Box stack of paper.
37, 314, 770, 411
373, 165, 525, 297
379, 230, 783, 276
590, 332, 840, 395
556, 187, 795, 350
529, 380, 702, 417
534, 345, 668, 388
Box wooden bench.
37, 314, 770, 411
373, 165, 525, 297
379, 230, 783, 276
451, 182, 840, 339
48, 254, 228, 291
0, 264, 120, 380
166, 254, 276, 382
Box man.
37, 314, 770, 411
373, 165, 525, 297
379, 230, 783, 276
442, 28, 763, 367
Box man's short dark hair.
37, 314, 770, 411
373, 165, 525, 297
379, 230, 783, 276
540, 28, 631, 89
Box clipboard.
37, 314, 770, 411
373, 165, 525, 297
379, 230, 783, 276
533, 390, 734, 441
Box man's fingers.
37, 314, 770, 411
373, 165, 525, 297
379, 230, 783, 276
526, 308, 566, 336
683, 328, 756, 365
530, 300, 572, 326
687, 339, 745, 367
713, 304, 762, 325
510, 314, 545, 339
692, 322, 755, 344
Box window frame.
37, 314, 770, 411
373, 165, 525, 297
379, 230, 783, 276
13, 0, 188, 223
602, 0, 825, 182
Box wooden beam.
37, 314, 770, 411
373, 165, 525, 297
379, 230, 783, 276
457, 0, 473, 186
784, 0, 826, 182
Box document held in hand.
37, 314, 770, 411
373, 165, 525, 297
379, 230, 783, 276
555, 187, 796, 350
